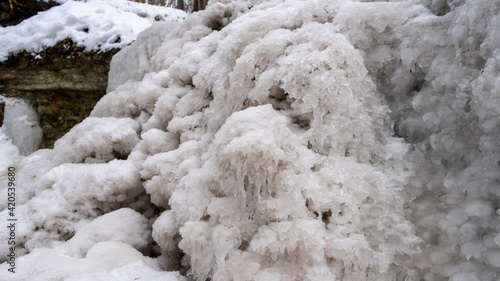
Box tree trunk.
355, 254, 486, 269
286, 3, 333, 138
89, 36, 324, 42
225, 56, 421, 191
176, 0, 183, 11
193, 0, 206, 12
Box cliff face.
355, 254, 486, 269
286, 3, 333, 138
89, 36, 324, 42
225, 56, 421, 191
0, 39, 119, 149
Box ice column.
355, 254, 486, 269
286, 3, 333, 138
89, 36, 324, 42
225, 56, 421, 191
1, 97, 42, 156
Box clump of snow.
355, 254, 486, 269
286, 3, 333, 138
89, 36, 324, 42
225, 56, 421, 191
0, 0, 186, 61
1, 0, 500, 280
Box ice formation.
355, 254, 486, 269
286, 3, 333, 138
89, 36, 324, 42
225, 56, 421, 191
0, 128, 19, 173
1, 97, 42, 156
1, 0, 500, 280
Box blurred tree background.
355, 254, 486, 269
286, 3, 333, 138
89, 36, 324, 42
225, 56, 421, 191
0, 0, 58, 27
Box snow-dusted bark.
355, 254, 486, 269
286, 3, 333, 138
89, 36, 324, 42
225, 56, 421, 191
1, 0, 499, 280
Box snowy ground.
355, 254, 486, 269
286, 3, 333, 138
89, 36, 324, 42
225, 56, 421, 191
1, 0, 500, 280
0, 0, 186, 61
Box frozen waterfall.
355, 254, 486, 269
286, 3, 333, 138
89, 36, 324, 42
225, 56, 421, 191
0, 0, 499, 280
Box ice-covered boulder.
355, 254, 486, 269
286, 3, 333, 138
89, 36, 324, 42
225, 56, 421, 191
1, 0, 499, 280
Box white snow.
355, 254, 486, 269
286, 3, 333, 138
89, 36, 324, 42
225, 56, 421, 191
1, 0, 500, 280
0, 0, 186, 61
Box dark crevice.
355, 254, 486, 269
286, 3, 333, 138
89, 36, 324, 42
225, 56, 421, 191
238, 240, 249, 251
242, 98, 258, 110
112, 150, 127, 160
421, 0, 468, 16
322, 210, 332, 225
268, 85, 292, 111
291, 115, 311, 130
205, 17, 223, 31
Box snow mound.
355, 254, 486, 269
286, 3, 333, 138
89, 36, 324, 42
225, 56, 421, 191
1, 0, 500, 280
0, 208, 186, 281
0, 0, 186, 61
